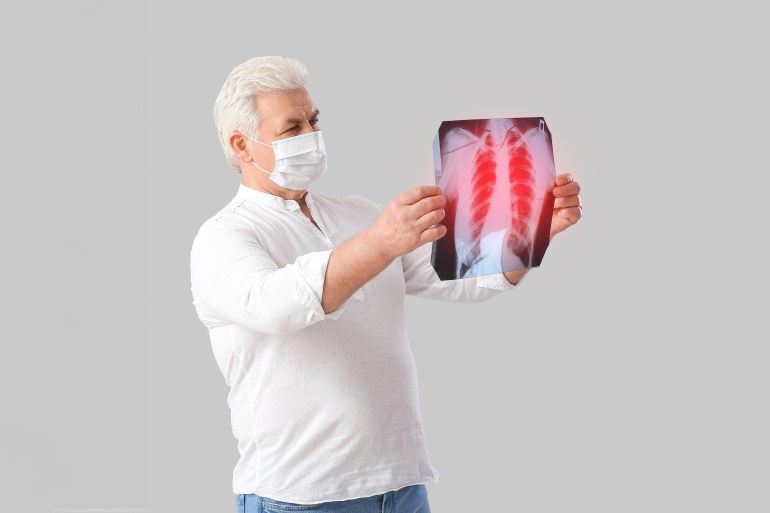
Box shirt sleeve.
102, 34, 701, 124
367, 201, 519, 302
190, 219, 353, 335
399, 241, 518, 301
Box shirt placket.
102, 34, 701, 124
287, 202, 334, 249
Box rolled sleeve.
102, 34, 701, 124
190, 220, 348, 335
292, 250, 356, 322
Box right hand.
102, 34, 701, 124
368, 185, 447, 260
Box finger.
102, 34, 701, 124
554, 194, 581, 209
415, 205, 445, 232
398, 185, 444, 205
410, 193, 446, 219
556, 206, 582, 224
552, 181, 580, 197
418, 223, 447, 245
555, 173, 574, 186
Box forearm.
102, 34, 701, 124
321, 229, 395, 313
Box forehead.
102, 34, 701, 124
254, 87, 317, 125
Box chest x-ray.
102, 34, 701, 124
431, 117, 556, 281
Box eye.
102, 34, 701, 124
310, 118, 320, 126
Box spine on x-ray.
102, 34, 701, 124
464, 133, 498, 271
505, 129, 536, 263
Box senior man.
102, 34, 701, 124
190, 56, 582, 513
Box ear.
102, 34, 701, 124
229, 132, 251, 164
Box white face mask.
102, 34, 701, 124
240, 130, 327, 190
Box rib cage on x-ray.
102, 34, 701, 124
433, 118, 555, 279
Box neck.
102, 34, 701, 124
241, 174, 308, 204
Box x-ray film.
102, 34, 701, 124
431, 117, 556, 280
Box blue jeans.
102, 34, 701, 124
235, 483, 431, 513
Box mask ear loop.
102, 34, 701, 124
238, 130, 273, 148
250, 161, 272, 175
237, 130, 274, 174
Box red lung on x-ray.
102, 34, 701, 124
430, 117, 556, 281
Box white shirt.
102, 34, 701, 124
189, 182, 517, 504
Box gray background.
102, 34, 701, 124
2, 1, 768, 512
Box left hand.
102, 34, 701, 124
550, 172, 582, 239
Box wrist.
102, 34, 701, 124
362, 228, 396, 264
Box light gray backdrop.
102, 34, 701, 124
3, 1, 768, 512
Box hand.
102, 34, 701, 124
550, 173, 582, 239
367, 185, 447, 260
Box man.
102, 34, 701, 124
190, 56, 582, 513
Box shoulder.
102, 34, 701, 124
191, 200, 257, 252
311, 192, 384, 218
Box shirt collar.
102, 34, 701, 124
236, 182, 314, 211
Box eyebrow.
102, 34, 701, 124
276, 109, 320, 133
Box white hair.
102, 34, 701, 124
213, 56, 310, 172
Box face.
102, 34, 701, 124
232, 86, 321, 176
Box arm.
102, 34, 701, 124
400, 241, 517, 301
320, 229, 394, 314
397, 170, 583, 301
321, 185, 458, 313
190, 220, 380, 336
191, 186, 448, 334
